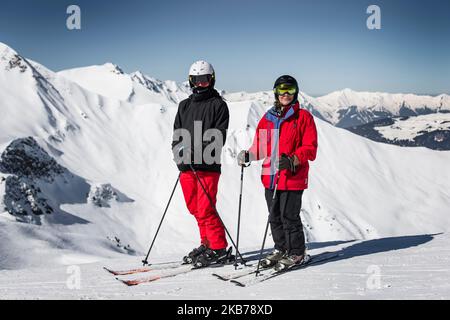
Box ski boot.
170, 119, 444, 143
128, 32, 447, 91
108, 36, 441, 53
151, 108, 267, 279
274, 252, 310, 272
260, 249, 285, 268
193, 247, 234, 268
182, 244, 208, 264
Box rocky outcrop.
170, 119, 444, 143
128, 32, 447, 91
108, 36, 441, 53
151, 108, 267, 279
88, 183, 134, 208
0, 137, 67, 223
0, 137, 65, 181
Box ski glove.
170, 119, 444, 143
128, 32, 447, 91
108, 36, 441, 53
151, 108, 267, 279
237, 150, 252, 166
276, 154, 296, 173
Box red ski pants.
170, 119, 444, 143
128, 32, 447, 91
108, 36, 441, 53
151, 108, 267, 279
179, 171, 228, 250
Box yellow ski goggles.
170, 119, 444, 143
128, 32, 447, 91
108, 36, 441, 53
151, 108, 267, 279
274, 84, 297, 96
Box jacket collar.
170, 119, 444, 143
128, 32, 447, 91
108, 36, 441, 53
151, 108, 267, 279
266, 102, 299, 123
190, 88, 220, 102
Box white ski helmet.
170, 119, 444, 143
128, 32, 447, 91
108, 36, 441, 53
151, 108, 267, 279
189, 60, 215, 76
188, 60, 216, 89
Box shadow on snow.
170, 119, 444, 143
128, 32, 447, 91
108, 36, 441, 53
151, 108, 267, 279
240, 234, 439, 265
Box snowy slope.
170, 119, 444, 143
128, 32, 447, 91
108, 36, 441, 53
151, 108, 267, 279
1, 42, 450, 299
376, 113, 450, 141
348, 113, 450, 150
0, 233, 448, 299
58, 64, 190, 105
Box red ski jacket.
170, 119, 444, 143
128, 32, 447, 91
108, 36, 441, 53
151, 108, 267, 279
248, 102, 318, 190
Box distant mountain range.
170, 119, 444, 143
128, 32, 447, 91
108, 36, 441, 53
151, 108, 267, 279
315, 88, 450, 127
347, 113, 450, 150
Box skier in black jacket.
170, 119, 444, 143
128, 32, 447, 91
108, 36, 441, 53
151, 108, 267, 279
172, 60, 230, 267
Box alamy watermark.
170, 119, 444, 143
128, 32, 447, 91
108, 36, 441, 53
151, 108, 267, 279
366, 264, 382, 289
66, 5, 81, 30
172, 123, 279, 175
367, 5, 381, 30
66, 265, 81, 290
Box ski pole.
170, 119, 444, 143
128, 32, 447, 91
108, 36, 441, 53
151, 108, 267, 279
255, 169, 281, 276
234, 163, 250, 269
142, 172, 181, 266
188, 163, 247, 266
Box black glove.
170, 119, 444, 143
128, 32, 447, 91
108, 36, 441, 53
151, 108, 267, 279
276, 154, 296, 172
237, 150, 251, 166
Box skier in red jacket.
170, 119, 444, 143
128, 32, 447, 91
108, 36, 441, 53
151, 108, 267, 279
238, 75, 318, 269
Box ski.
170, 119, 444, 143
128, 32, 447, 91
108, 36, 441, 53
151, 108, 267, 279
230, 251, 342, 287
212, 263, 270, 281
212, 268, 253, 281
117, 265, 194, 286
104, 266, 153, 276
117, 259, 237, 286
103, 261, 184, 276
213, 250, 336, 282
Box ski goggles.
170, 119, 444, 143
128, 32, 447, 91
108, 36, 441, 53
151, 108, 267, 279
189, 74, 213, 87
274, 84, 297, 96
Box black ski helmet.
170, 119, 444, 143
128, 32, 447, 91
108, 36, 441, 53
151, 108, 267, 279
273, 75, 299, 103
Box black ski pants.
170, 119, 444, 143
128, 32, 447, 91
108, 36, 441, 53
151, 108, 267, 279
265, 189, 306, 256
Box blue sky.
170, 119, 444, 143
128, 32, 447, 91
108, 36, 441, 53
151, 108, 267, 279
1, 0, 449, 95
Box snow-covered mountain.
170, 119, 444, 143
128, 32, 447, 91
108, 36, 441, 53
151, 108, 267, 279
224, 89, 450, 150
58, 63, 191, 106
224, 88, 450, 129
316, 88, 450, 128
348, 113, 450, 150
1, 41, 450, 285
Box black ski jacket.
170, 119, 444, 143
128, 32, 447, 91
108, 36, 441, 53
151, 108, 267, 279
172, 89, 229, 173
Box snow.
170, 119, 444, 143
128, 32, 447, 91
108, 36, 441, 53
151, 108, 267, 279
58, 63, 133, 101
223, 89, 450, 128
1, 234, 449, 299
317, 88, 446, 112
1, 41, 450, 299
59, 65, 190, 106
376, 113, 450, 142
316, 88, 450, 123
